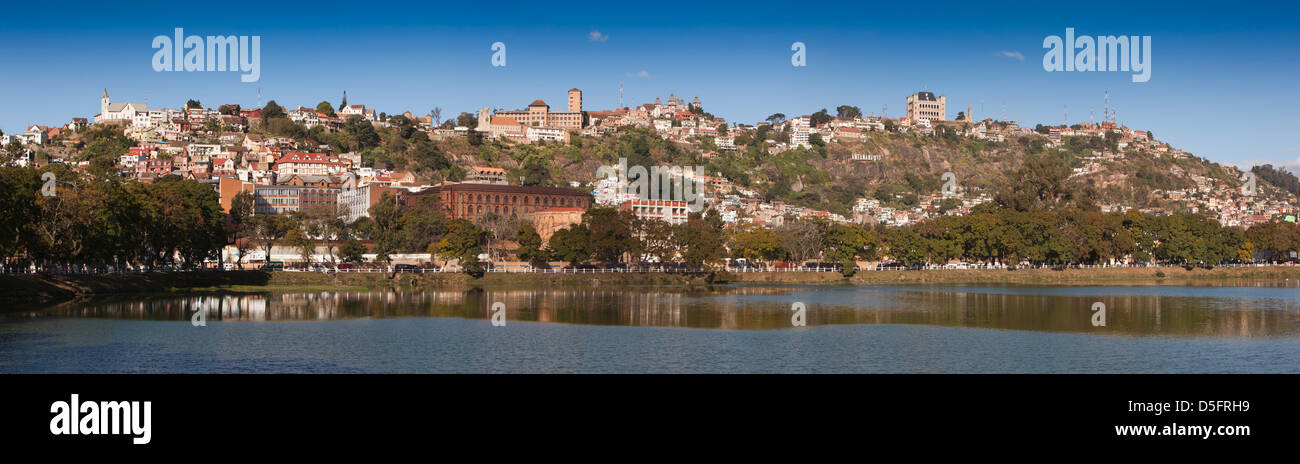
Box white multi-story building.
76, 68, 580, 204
526, 126, 567, 143
790, 116, 811, 148
619, 199, 689, 225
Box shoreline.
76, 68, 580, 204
3, 266, 1298, 305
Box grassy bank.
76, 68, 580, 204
0, 270, 715, 305
0, 271, 275, 304
5, 266, 1297, 305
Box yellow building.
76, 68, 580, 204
493, 89, 586, 129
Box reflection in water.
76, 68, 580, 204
17, 285, 1300, 337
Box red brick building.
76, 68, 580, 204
403, 183, 591, 220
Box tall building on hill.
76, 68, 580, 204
906, 91, 946, 122
567, 88, 582, 113
491, 89, 586, 129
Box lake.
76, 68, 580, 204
2, 283, 1298, 373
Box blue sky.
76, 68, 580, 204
2, 1, 1298, 170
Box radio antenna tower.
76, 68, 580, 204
1064, 105, 1068, 126
1090, 106, 1094, 124
1104, 90, 1110, 124
1001, 102, 1006, 121
619, 81, 624, 109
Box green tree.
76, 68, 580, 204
516, 224, 551, 268
835, 105, 862, 120
261, 100, 286, 119
584, 207, 634, 263
344, 116, 380, 150
823, 223, 879, 276
548, 225, 592, 265
368, 194, 402, 268
677, 211, 726, 268
430, 218, 488, 276
249, 214, 294, 267
315, 101, 336, 117
339, 240, 367, 264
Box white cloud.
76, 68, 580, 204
998, 51, 1024, 61
627, 70, 651, 79
588, 30, 608, 42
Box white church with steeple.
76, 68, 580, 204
95, 89, 146, 123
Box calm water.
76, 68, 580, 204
2, 283, 1298, 373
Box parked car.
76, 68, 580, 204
727, 259, 758, 271
772, 261, 799, 270
393, 264, 423, 273
875, 261, 905, 270
803, 261, 842, 271
259, 261, 284, 271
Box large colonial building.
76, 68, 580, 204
402, 183, 592, 221
487, 88, 586, 129
252, 184, 340, 215
905, 91, 946, 122
525, 207, 585, 246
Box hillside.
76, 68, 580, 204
422, 125, 1295, 218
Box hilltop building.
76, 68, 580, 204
96, 89, 146, 123
490, 89, 586, 129
906, 91, 946, 123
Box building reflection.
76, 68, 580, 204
24, 286, 1300, 337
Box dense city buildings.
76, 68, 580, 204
4, 86, 1296, 255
